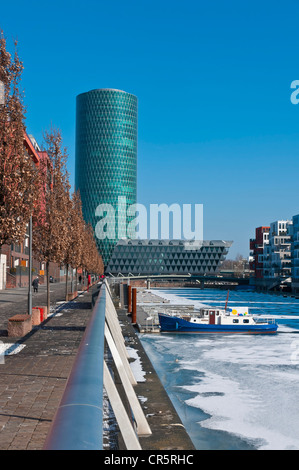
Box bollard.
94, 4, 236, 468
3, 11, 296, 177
36, 306, 48, 321
38, 307, 44, 322
32, 308, 41, 326
127, 285, 132, 313
132, 288, 137, 324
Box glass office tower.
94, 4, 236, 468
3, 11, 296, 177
75, 89, 137, 266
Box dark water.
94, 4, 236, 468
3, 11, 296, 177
139, 288, 299, 450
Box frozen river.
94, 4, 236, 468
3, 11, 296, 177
139, 288, 299, 450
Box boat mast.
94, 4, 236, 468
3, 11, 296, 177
225, 290, 230, 311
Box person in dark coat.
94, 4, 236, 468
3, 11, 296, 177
32, 277, 39, 293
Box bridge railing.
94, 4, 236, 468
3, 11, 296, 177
43, 280, 151, 450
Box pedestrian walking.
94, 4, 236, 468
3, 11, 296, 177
87, 274, 91, 292
32, 277, 39, 293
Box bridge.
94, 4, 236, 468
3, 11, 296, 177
107, 272, 251, 286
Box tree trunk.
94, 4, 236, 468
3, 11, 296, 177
65, 264, 68, 300
71, 267, 74, 293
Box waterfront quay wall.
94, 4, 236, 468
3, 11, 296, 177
253, 277, 299, 297
114, 305, 195, 450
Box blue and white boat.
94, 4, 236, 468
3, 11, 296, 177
158, 305, 278, 334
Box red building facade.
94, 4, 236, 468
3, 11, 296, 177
250, 226, 270, 279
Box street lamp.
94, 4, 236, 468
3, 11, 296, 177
28, 216, 32, 316
0, 80, 4, 105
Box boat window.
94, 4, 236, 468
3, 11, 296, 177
233, 319, 239, 323
243, 319, 249, 323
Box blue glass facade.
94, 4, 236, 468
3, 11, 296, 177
75, 89, 137, 266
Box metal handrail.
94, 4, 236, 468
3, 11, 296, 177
253, 316, 277, 324
43, 285, 106, 450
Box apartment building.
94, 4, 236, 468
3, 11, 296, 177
263, 220, 293, 279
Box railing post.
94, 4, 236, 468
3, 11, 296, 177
105, 288, 132, 362
103, 362, 141, 450
105, 325, 151, 436
128, 284, 132, 313
132, 287, 137, 324
105, 301, 137, 385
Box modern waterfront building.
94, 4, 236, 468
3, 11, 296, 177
106, 239, 232, 276
263, 220, 292, 279
75, 89, 138, 266
249, 226, 270, 279
250, 219, 298, 290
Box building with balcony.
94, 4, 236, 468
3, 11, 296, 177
75, 88, 138, 266
263, 220, 293, 279
249, 219, 296, 290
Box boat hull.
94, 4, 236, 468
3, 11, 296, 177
158, 314, 278, 334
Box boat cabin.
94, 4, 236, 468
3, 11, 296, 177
189, 307, 255, 325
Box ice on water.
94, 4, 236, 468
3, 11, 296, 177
141, 288, 299, 450
179, 332, 299, 450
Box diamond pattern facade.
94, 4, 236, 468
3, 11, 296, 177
75, 89, 137, 265
106, 239, 232, 275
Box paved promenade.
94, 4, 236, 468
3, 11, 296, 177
0, 283, 94, 450
0, 283, 195, 451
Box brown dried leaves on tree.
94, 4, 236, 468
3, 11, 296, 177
64, 190, 84, 270
83, 223, 104, 275
0, 31, 38, 247
32, 127, 71, 265
65, 194, 104, 276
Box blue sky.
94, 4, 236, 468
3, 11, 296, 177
1, 0, 299, 258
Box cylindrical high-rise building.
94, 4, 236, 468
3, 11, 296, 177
75, 89, 137, 266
